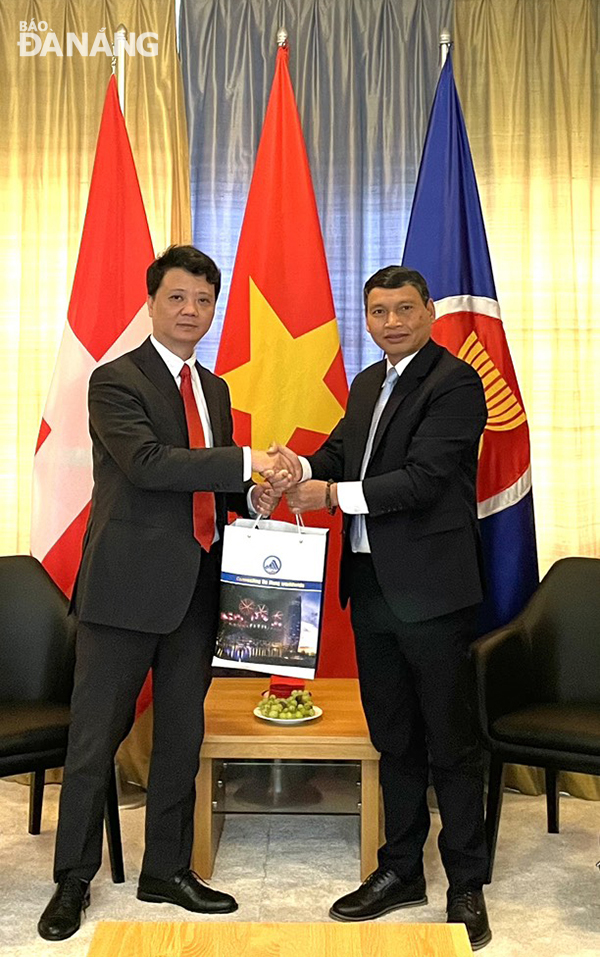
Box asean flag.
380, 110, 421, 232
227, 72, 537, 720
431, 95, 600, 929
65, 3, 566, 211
31, 75, 154, 599
402, 53, 538, 631
214, 44, 354, 677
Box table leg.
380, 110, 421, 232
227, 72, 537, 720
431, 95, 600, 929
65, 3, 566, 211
360, 758, 379, 880
192, 756, 224, 880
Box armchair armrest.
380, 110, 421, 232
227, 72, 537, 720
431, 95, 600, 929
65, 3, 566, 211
470, 620, 532, 747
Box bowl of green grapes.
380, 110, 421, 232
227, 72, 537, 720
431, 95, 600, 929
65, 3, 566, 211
254, 688, 323, 724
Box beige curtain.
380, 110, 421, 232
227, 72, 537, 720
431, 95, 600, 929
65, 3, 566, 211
0, 0, 191, 557
455, 0, 600, 799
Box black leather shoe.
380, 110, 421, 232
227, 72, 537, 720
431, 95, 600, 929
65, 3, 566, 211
38, 876, 90, 941
447, 888, 492, 951
329, 868, 427, 922
137, 868, 238, 914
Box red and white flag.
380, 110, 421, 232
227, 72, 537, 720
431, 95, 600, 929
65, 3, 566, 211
31, 75, 154, 598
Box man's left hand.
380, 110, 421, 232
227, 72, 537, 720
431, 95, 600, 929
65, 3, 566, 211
251, 482, 281, 516
286, 480, 328, 514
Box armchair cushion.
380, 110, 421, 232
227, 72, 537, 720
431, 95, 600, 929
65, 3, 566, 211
0, 702, 70, 757
493, 704, 600, 756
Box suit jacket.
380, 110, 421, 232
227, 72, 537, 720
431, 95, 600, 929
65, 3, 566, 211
73, 337, 247, 633
308, 339, 488, 622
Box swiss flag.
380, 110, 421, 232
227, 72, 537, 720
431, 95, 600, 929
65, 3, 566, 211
31, 75, 154, 600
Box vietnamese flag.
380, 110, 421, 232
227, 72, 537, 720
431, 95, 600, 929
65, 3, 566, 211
215, 44, 354, 677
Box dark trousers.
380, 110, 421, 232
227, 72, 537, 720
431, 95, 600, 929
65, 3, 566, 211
53, 550, 220, 883
348, 554, 489, 891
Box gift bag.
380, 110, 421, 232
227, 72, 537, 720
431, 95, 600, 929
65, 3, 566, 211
212, 518, 329, 680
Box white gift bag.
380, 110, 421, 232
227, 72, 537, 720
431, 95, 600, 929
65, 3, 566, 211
212, 518, 329, 680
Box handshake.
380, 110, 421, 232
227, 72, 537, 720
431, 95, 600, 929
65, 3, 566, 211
251, 443, 303, 491
249, 444, 333, 517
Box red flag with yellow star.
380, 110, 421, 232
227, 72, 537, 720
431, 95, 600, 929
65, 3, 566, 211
215, 44, 354, 677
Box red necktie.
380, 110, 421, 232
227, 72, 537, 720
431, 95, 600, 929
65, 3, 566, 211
179, 363, 215, 552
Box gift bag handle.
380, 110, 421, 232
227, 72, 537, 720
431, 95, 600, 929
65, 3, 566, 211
250, 513, 306, 538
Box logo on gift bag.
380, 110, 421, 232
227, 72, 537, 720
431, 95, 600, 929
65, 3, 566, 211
263, 555, 282, 576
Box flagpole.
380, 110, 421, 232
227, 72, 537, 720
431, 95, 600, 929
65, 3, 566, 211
440, 30, 452, 67
276, 27, 288, 47
112, 24, 127, 114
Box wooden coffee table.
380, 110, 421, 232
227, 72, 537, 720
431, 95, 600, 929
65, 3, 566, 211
192, 678, 380, 881
88, 921, 473, 957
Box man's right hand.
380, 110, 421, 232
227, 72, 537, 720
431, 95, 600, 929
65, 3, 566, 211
251, 445, 302, 490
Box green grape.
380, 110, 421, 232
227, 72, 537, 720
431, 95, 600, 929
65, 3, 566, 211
256, 691, 320, 721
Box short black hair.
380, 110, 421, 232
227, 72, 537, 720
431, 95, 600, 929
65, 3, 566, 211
363, 265, 430, 311
146, 245, 221, 300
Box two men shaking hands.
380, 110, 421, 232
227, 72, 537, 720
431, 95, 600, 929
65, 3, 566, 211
39, 245, 491, 953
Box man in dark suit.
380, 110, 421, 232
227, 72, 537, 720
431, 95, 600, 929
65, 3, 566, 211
286, 266, 491, 949
38, 245, 294, 941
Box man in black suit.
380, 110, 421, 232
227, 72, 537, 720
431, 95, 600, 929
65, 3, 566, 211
38, 245, 295, 941
286, 266, 491, 949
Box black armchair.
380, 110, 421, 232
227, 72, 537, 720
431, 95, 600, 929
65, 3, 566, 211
0, 555, 124, 882
471, 556, 600, 881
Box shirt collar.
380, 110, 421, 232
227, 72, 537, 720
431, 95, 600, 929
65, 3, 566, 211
150, 335, 196, 379
386, 347, 421, 380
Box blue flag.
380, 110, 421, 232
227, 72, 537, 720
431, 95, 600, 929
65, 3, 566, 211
403, 52, 538, 632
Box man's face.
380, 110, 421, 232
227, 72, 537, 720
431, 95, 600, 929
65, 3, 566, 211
365, 283, 434, 364
147, 267, 216, 359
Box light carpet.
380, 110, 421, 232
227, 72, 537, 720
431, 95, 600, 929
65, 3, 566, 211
0, 778, 599, 956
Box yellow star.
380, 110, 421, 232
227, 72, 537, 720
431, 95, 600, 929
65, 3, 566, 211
222, 277, 344, 450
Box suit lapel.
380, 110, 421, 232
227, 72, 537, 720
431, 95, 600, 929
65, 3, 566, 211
131, 337, 187, 441
350, 361, 387, 477
198, 363, 224, 446
130, 340, 226, 448
370, 339, 443, 459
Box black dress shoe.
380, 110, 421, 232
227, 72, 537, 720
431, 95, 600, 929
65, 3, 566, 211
38, 876, 90, 941
137, 868, 238, 914
329, 868, 427, 922
447, 888, 492, 951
